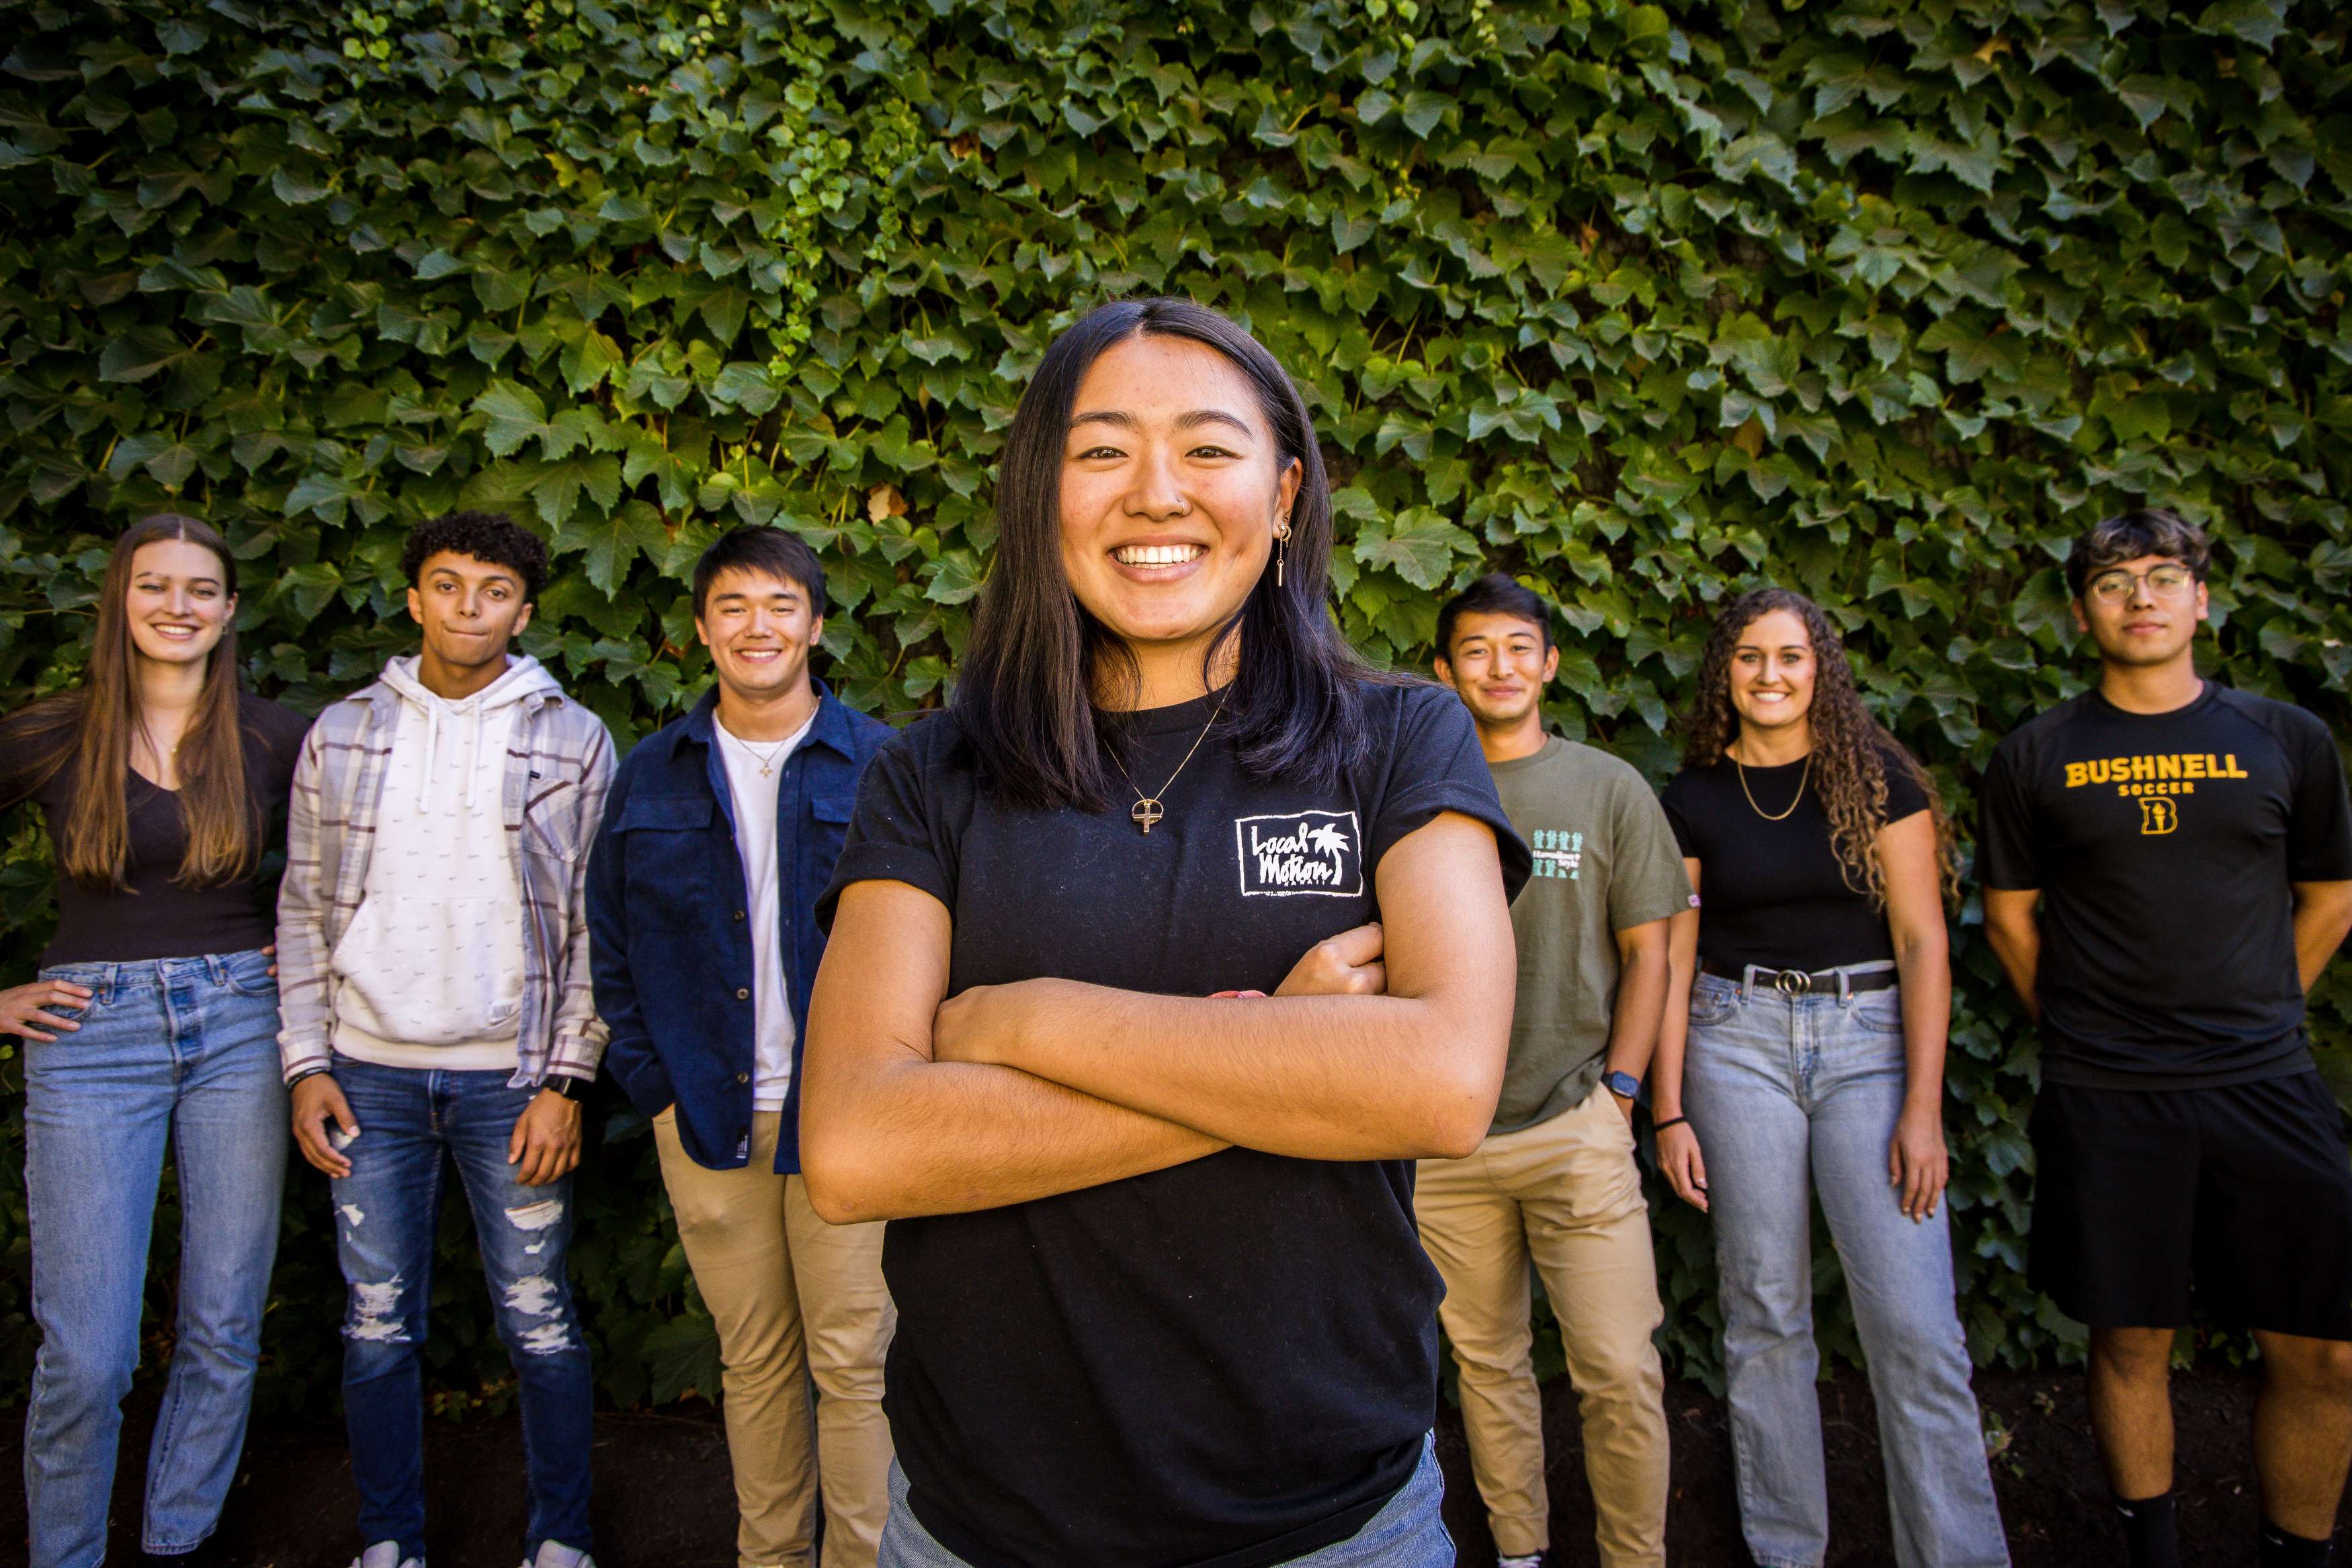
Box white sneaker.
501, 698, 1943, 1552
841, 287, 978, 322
522, 1544, 595, 1568
352, 1546, 423, 1568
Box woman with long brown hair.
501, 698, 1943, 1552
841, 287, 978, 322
1648, 587, 2008, 1568
0, 515, 312, 1568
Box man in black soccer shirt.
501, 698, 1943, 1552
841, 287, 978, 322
1980, 509, 2352, 1568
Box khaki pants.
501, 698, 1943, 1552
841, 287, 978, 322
1415, 1085, 1669, 1567
657, 1108, 896, 1568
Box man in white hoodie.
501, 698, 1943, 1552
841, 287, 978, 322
276, 512, 614, 1568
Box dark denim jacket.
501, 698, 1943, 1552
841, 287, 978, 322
587, 681, 892, 1172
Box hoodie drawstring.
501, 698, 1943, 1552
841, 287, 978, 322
419, 701, 442, 812
378, 653, 560, 818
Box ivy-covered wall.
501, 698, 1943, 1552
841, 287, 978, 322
2, 0, 2347, 1410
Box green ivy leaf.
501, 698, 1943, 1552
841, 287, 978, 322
560, 329, 625, 394
1354, 507, 1474, 590
556, 499, 669, 595
528, 453, 624, 527
1399, 91, 1452, 137
708, 362, 780, 414
98, 327, 187, 382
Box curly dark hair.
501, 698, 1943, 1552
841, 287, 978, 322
2063, 507, 2211, 599
400, 511, 548, 601
1682, 586, 1958, 907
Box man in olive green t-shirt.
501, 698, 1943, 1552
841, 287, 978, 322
1423, 574, 1691, 1568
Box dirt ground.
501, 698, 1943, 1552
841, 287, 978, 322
4, 1365, 2342, 1567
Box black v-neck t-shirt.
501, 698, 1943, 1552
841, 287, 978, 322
1978, 683, 2352, 1088
818, 679, 1529, 1568
1662, 747, 1929, 974
1, 693, 312, 966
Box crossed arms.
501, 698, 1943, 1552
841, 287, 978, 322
798, 811, 1517, 1224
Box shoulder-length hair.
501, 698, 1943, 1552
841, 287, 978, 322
954, 296, 1380, 811
1681, 586, 1958, 906
9, 514, 259, 889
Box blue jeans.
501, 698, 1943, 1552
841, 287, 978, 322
329, 1057, 594, 1561
1684, 968, 2009, 1568
22, 950, 287, 1568
877, 1434, 1452, 1567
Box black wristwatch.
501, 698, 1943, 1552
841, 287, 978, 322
1602, 1070, 1642, 1102
539, 1075, 591, 1102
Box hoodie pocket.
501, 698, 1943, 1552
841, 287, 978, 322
330, 894, 526, 1045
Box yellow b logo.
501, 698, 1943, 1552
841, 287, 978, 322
2139, 797, 2179, 835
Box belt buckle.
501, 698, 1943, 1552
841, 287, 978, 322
1773, 968, 1812, 997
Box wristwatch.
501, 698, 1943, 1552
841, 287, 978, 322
1602, 1070, 1642, 1102
539, 1075, 591, 1102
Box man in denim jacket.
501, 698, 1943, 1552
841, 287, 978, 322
587, 526, 896, 1568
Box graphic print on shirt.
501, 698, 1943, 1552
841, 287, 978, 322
1234, 809, 1364, 896
1528, 826, 1583, 879
2064, 751, 2248, 791
2064, 750, 2253, 834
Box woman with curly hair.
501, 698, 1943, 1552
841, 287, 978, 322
1648, 587, 2008, 1568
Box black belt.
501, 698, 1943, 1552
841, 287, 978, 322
1701, 959, 1896, 996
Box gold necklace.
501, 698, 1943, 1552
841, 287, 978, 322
722, 722, 798, 776
1115, 690, 1228, 834
1734, 751, 1810, 822
737, 735, 794, 777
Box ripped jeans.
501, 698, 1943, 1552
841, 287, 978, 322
328, 1057, 594, 1562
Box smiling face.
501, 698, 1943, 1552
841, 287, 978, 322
1436, 609, 1557, 728
696, 566, 823, 705
1728, 607, 1816, 740
2073, 552, 2208, 668
1056, 333, 1302, 683
406, 550, 532, 674
124, 537, 235, 669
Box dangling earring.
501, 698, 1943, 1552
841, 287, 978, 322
1273, 513, 1292, 588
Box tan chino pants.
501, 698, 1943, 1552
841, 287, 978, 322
657, 1108, 896, 1568
1415, 1084, 1669, 1567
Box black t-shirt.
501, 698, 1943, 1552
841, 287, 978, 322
1662, 748, 1930, 973
818, 679, 1529, 1568
1978, 683, 2352, 1089
0, 693, 312, 967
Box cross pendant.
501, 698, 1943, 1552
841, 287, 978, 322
759, 765, 773, 776
1131, 797, 1164, 834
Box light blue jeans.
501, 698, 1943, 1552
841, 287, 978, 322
877, 1433, 1452, 1567
1683, 966, 2009, 1568
20, 950, 288, 1568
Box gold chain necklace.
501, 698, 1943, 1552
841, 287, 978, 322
1734, 751, 1810, 822
736, 735, 794, 776
1114, 690, 1228, 834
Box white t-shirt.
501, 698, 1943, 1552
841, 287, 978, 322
714, 708, 818, 1109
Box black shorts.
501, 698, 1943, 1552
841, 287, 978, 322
2028, 1070, 2352, 1340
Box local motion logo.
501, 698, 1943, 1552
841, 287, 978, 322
1235, 810, 1364, 898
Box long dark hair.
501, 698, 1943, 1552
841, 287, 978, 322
1683, 586, 1958, 906
6, 514, 259, 889
955, 297, 1378, 810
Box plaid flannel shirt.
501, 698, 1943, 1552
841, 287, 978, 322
275, 676, 616, 1088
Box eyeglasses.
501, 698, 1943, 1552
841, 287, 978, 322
2087, 564, 2197, 604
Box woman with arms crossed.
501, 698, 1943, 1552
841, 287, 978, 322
802, 297, 1527, 1568
0, 515, 310, 1568
1650, 588, 2007, 1568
